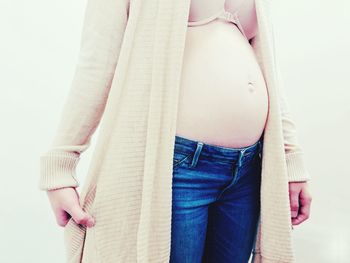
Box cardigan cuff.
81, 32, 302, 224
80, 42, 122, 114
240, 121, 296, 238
38, 151, 80, 191
285, 152, 311, 182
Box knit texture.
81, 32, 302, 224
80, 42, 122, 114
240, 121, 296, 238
38, 0, 311, 262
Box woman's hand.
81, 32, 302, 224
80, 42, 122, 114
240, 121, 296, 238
288, 181, 312, 226
46, 187, 95, 228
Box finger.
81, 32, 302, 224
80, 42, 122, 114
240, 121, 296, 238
289, 191, 300, 218
292, 202, 310, 225
292, 188, 312, 225
65, 203, 95, 228
300, 185, 312, 204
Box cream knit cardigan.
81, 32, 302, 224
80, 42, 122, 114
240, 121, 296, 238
38, 0, 311, 262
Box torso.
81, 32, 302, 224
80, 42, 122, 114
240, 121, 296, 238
175, 0, 269, 148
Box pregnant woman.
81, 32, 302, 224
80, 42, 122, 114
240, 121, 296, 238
38, 0, 312, 262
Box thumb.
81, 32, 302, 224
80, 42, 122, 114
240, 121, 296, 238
66, 203, 95, 228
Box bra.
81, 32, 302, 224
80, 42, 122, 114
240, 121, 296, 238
187, 0, 257, 41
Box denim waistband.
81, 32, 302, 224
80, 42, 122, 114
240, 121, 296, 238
173, 134, 264, 166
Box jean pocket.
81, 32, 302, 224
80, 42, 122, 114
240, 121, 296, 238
172, 151, 192, 169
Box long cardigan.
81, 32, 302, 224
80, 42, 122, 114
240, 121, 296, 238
38, 0, 311, 262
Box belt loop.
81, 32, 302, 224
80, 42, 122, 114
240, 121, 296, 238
237, 148, 247, 168
189, 142, 203, 168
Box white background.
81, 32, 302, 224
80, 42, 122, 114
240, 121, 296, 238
0, 0, 349, 262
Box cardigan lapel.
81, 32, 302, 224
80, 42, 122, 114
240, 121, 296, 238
134, 0, 192, 261
251, 1, 296, 262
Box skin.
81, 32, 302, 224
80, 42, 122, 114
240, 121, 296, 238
288, 182, 312, 226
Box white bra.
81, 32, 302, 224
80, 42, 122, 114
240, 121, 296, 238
187, 0, 257, 40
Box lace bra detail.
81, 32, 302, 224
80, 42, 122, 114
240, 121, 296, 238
187, 0, 257, 41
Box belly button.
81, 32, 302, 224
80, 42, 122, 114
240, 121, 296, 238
248, 81, 255, 92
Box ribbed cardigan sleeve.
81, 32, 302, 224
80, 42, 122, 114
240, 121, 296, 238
270, 24, 311, 183
38, 0, 130, 191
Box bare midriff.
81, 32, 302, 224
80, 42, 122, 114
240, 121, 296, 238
175, 20, 269, 148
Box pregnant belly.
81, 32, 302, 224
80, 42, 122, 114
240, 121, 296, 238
175, 20, 269, 148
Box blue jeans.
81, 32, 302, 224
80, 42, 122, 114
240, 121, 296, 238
170, 134, 263, 263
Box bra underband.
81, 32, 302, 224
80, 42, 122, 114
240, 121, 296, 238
188, 7, 248, 40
